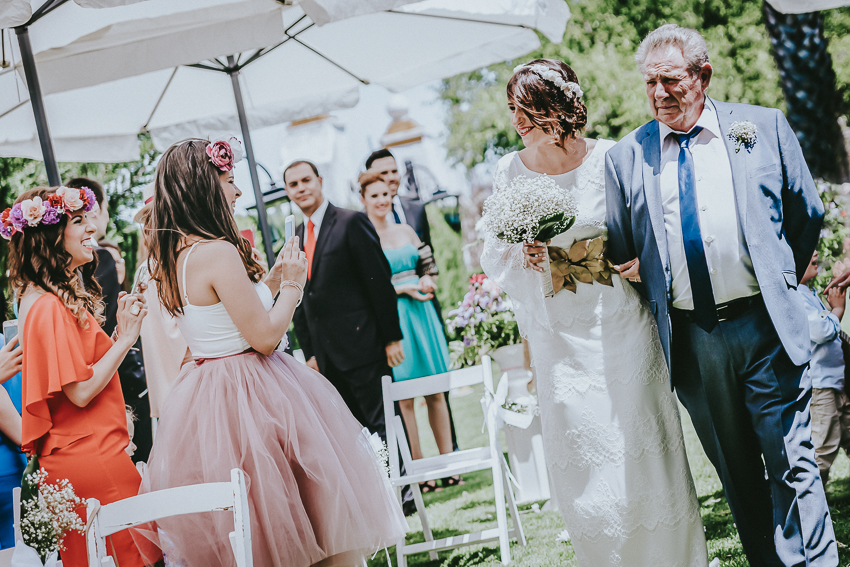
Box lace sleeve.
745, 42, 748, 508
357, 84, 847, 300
480, 234, 551, 338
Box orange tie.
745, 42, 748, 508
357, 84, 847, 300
305, 219, 316, 280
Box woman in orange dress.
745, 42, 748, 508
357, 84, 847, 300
5, 186, 150, 567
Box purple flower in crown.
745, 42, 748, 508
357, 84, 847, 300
9, 205, 26, 231
0, 222, 15, 240
83, 188, 97, 212
41, 205, 61, 225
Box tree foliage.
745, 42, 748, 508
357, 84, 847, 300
0, 134, 157, 316
440, 0, 795, 168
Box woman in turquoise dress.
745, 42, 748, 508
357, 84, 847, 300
360, 171, 457, 491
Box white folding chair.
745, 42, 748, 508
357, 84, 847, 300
0, 487, 23, 566
382, 355, 526, 566
86, 468, 252, 567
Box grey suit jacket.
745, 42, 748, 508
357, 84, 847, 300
605, 97, 824, 378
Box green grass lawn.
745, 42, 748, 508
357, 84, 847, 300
369, 383, 850, 567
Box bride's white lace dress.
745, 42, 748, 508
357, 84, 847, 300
481, 140, 708, 566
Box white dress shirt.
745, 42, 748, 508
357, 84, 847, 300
658, 100, 760, 309
307, 198, 330, 240
392, 195, 407, 225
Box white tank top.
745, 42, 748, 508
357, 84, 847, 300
175, 241, 274, 359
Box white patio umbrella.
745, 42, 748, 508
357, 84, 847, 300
0, 0, 149, 29
0, 0, 569, 261
764, 0, 850, 12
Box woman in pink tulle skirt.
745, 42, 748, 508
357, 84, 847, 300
137, 138, 407, 567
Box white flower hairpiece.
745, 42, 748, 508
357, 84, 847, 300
513, 63, 583, 100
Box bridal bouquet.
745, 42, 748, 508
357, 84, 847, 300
482, 175, 579, 296
483, 174, 615, 296
17, 466, 85, 565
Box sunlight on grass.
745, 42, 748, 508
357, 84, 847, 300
373, 382, 850, 566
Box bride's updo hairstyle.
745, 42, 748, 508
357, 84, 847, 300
7, 187, 104, 327
507, 58, 587, 148
149, 138, 264, 316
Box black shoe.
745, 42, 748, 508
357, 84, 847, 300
402, 498, 417, 517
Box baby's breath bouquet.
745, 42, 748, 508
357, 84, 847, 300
17, 464, 85, 565
482, 174, 578, 296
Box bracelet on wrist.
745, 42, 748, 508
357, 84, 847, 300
280, 280, 304, 307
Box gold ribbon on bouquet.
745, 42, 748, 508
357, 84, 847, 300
547, 237, 615, 294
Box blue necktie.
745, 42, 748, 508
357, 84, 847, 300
392, 206, 402, 224
676, 127, 717, 332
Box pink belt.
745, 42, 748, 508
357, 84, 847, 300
195, 348, 258, 366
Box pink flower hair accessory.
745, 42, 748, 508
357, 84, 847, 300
0, 186, 96, 241
206, 137, 244, 172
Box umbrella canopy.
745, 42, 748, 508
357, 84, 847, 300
0, 0, 569, 160
764, 0, 850, 12
0, 0, 568, 263
0, 0, 149, 29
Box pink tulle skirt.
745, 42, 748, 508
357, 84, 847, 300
135, 351, 407, 567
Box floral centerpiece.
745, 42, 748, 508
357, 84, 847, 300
16, 464, 85, 566
446, 274, 521, 368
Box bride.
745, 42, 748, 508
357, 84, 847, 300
480, 59, 708, 566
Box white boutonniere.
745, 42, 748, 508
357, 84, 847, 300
728, 121, 758, 153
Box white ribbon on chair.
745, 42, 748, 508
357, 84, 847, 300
481, 372, 535, 431
10, 543, 60, 567
480, 373, 532, 492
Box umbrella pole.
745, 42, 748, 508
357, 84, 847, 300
227, 56, 275, 268
15, 26, 61, 186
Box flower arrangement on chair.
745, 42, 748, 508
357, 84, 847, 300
446, 274, 521, 369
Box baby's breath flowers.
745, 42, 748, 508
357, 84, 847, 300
482, 175, 578, 244
368, 433, 391, 478
728, 120, 758, 153
19, 468, 85, 563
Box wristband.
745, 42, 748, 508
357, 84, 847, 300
280, 280, 304, 307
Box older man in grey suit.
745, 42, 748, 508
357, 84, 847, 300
606, 24, 836, 567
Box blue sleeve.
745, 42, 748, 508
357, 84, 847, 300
801, 289, 840, 345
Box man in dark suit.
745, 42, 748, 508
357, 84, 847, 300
286, 160, 405, 440
66, 177, 153, 462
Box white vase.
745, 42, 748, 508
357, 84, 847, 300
489, 343, 530, 400
489, 343, 525, 373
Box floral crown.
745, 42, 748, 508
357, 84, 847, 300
513, 63, 583, 101
0, 186, 96, 240
206, 137, 244, 172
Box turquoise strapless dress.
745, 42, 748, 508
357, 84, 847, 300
385, 244, 450, 381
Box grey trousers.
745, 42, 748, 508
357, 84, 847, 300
671, 298, 837, 567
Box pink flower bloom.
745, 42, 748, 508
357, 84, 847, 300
56, 187, 83, 212
206, 140, 235, 171
19, 197, 45, 226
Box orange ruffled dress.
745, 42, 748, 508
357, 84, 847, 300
21, 294, 146, 567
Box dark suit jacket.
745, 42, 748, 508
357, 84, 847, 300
293, 203, 403, 372
95, 248, 120, 336
399, 197, 432, 249
605, 97, 823, 375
